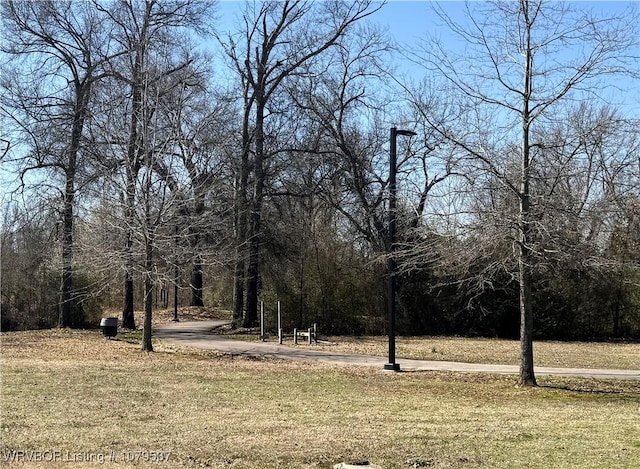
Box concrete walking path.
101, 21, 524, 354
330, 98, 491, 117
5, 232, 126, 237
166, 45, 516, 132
154, 320, 640, 380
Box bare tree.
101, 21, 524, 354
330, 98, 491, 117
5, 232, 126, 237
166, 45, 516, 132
1, 0, 118, 327
161, 67, 236, 308
95, 0, 214, 331
408, 0, 639, 385
218, 0, 381, 326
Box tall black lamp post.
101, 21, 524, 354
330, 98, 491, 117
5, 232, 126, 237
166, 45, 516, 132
384, 127, 416, 372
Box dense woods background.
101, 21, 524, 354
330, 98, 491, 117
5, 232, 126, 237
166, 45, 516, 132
2, 0, 639, 349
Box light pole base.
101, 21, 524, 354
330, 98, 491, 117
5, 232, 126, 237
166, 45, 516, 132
383, 363, 401, 372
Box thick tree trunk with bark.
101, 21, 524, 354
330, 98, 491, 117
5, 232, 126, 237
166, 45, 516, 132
244, 241, 259, 327
122, 271, 135, 328
60, 174, 74, 328
122, 167, 137, 329
191, 262, 204, 307
122, 167, 138, 329
141, 159, 154, 351
60, 87, 90, 328
190, 197, 205, 307
120, 2, 152, 330
243, 99, 266, 327
232, 250, 245, 323
142, 242, 154, 351
518, 218, 536, 386
518, 34, 536, 386
232, 97, 252, 325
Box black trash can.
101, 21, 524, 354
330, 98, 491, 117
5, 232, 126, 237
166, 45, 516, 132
100, 317, 118, 338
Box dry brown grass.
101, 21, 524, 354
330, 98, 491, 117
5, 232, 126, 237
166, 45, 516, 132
331, 336, 640, 370
244, 334, 640, 370
1, 328, 639, 468
152, 311, 638, 370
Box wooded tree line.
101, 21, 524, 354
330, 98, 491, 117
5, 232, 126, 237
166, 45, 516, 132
1, 1, 638, 383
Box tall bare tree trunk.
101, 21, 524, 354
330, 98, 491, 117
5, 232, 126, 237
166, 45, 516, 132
122, 51, 146, 329
518, 202, 536, 386
232, 245, 245, 324
191, 260, 204, 307
122, 172, 137, 329
232, 97, 252, 325
141, 149, 154, 350
190, 198, 205, 307
142, 239, 153, 351
60, 169, 75, 328
244, 99, 266, 327
60, 87, 90, 328
518, 13, 536, 386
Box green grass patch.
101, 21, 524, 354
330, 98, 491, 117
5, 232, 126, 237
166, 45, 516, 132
115, 330, 143, 344
1, 329, 639, 468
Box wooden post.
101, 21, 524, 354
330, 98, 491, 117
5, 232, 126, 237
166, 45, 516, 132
260, 301, 265, 341
313, 323, 317, 344
277, 301, 281, 334
294, 328, 298, 345
277, 301, 282, 344
308, 327, 312, 345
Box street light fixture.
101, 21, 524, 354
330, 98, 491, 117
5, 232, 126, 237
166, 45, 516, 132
384, 127, 416, 372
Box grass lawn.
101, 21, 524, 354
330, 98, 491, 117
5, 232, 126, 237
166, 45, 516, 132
221, 331, 640, 370
1, 328, 639, 468
318, 336, 640, 370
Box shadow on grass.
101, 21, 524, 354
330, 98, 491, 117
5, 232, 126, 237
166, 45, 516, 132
115, 330, 143, 344
539, 382, 640, 396
389, 369, 640, 395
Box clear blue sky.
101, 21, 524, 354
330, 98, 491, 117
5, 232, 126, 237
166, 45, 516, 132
375, 1, 639, 100
214, 0, 639, 116
216, 1, 639, 47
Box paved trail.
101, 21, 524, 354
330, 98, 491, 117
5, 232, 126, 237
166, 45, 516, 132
154, 320, 640, 380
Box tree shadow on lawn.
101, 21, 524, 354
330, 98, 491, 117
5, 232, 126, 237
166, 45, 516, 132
539, 380, 640, 396
399, 370, 640, 396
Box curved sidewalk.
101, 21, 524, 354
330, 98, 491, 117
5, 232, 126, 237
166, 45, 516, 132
154, 320, 640, 380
